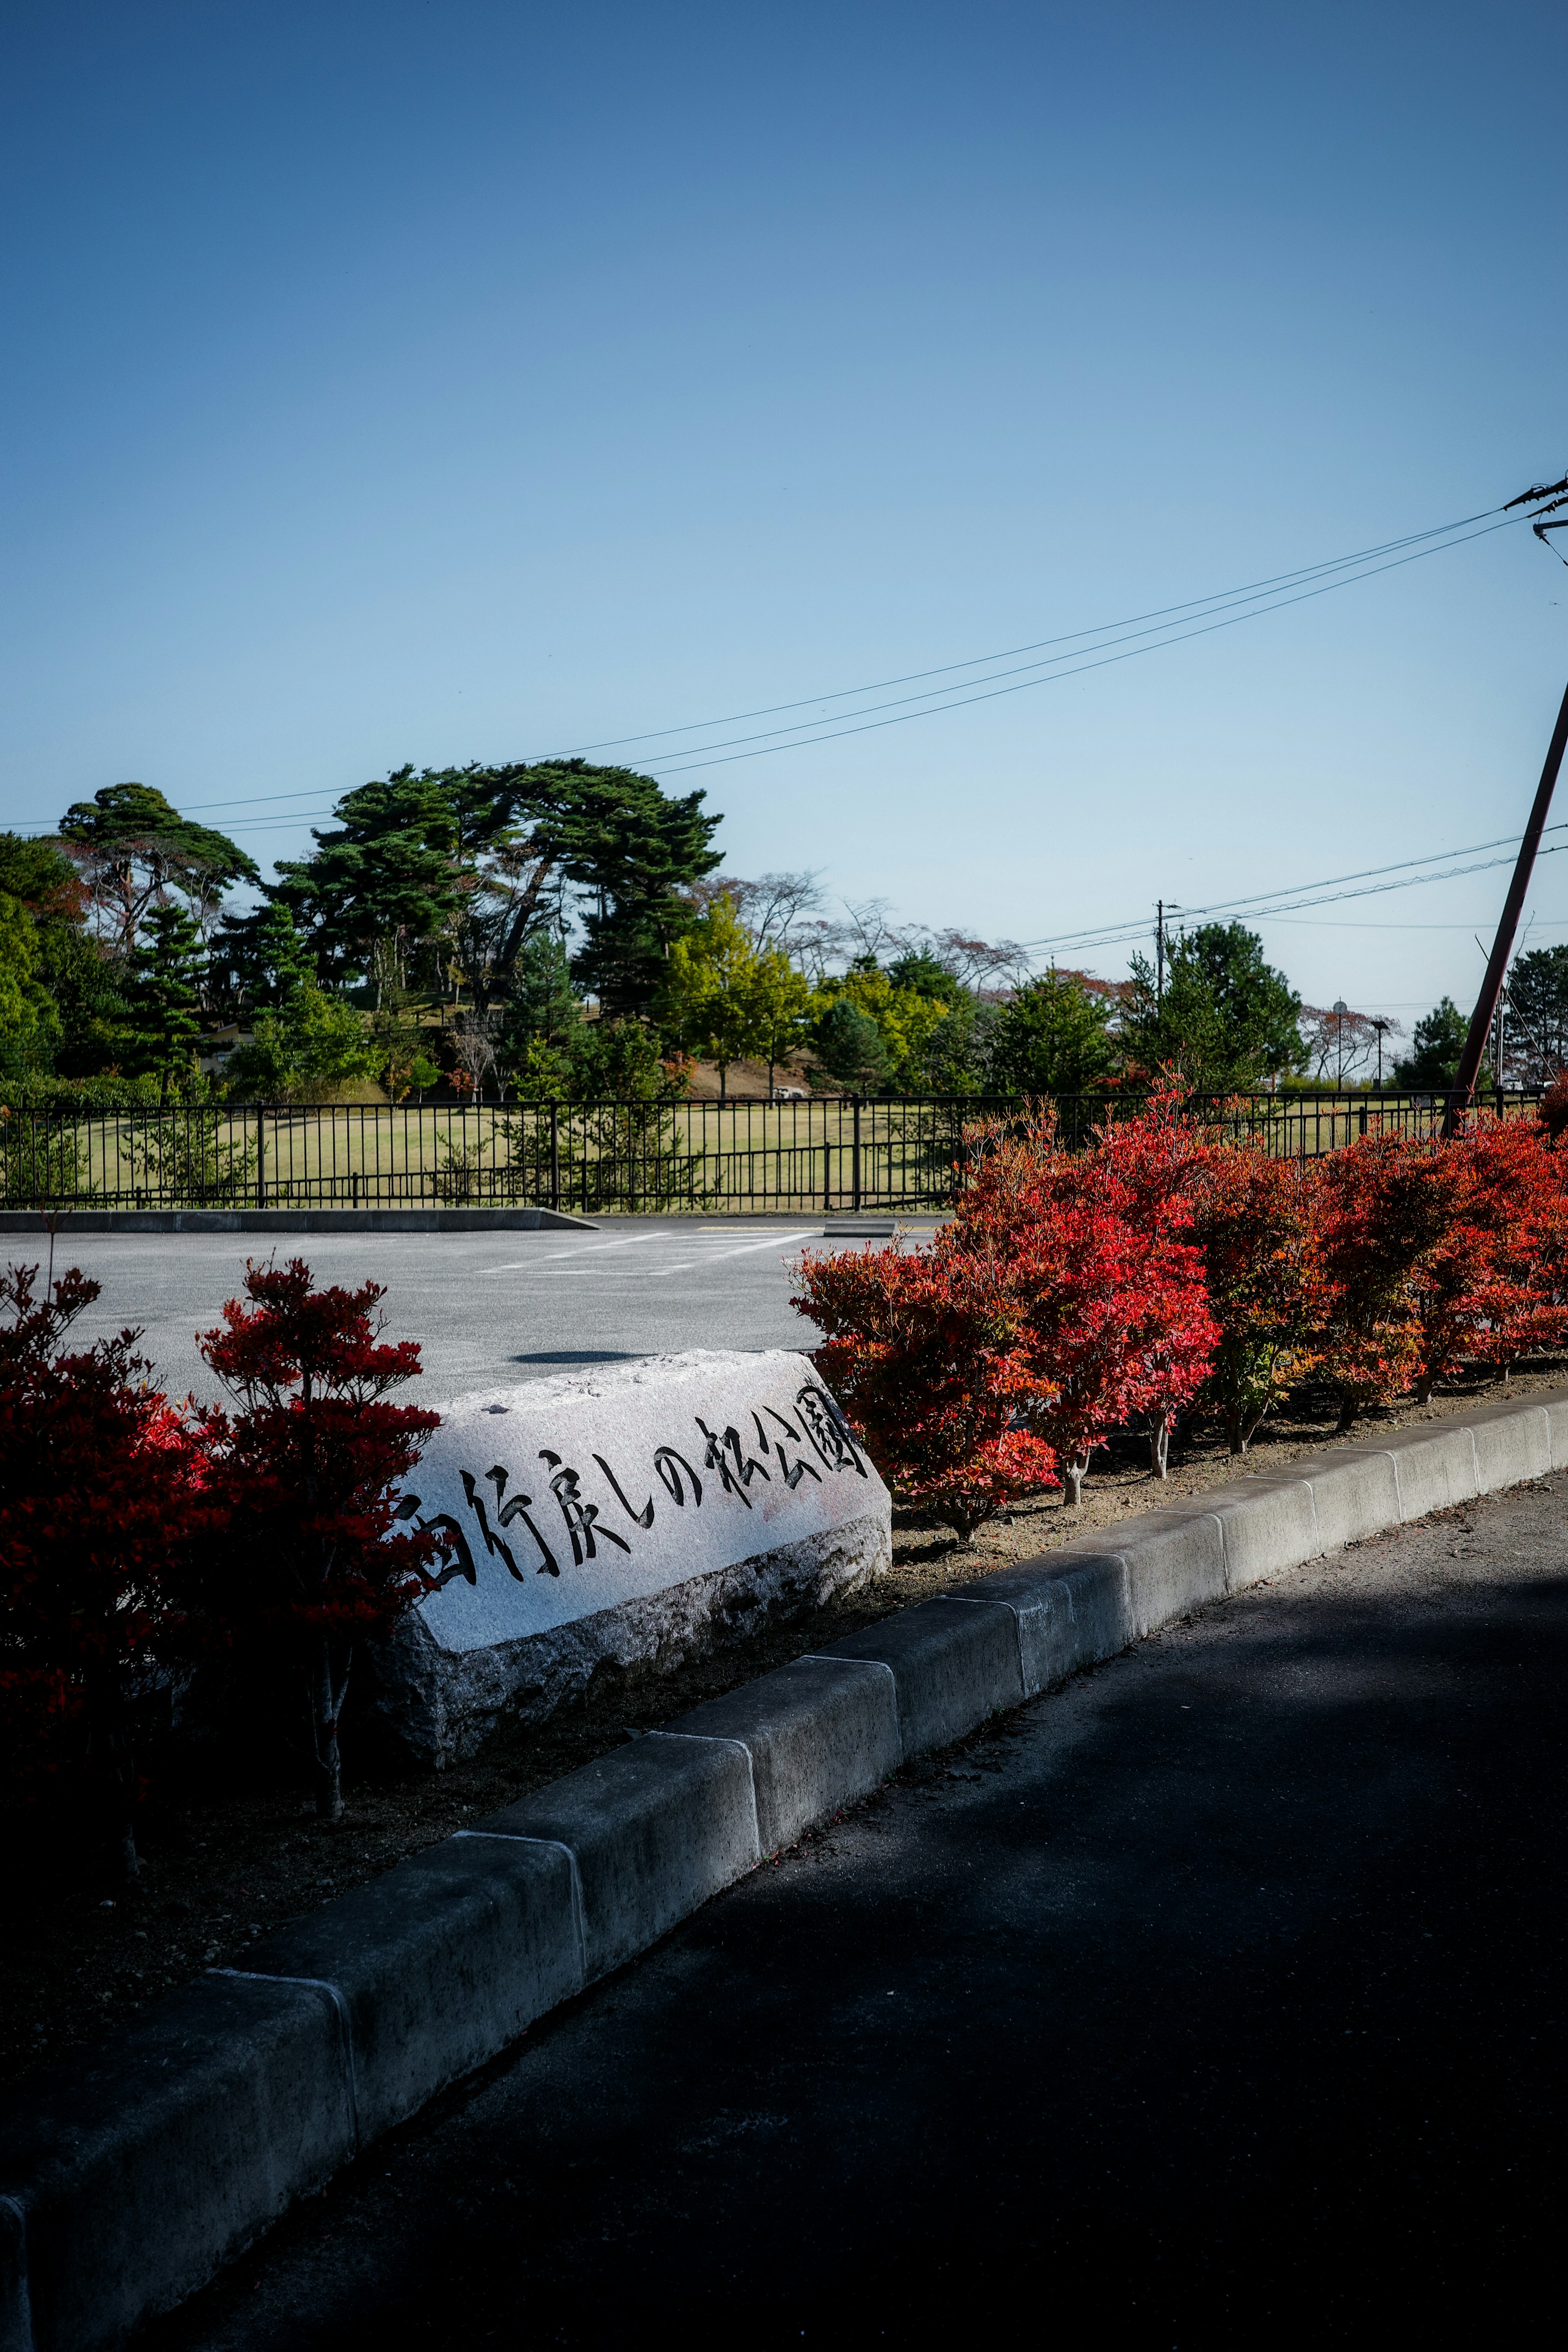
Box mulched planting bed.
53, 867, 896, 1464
6, 1362, 1561, 2090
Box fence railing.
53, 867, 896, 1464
0, 1091, 1546, 1216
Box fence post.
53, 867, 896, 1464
853, 1097, 862, 1213
255, 1107, 267, 1208
550, 1100, 560, 1213
1358, 1104, 1368, 1137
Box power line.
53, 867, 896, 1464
1120, 826, 1564, 926
5, 499, 1518, 832
1019, 835, 1568, 958
548, 506, 1502, 759
1256, 915, 1568, 931
650, 516, 1523, 774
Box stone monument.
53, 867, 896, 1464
370, 1348, 891, 1763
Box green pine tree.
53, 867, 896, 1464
542, 762, 722, 1019
1121, 923, 1303, 1090
58, 783, 260, 954
126, 906, 207, 1102
1393, 997, 1483, 1091
990, 971, 1117, 1097
272, 768, 460, 999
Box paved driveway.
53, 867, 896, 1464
154, 1477, 1568, 2345
20, 1220, 929, 1405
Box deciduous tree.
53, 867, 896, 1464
659, 894, 769, 1101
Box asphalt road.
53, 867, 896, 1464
13, 1221, 917, 1407
155, 1477, 1568, 2346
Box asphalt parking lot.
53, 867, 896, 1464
20, 1220, 935, 1405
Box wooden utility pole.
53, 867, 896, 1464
1155, 901, 1165, 1004
1442, 471, 1568, 1135
1443, 675, 1568, 1132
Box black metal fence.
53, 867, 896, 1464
0, 1091, 1546, 1216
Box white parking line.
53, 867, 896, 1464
687, 1230, 815, 1261
486, 1236, 660, 1272
643, 1228, 815, 1278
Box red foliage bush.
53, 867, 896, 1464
1409, 1119, 1568, 1399
194, 1260, 449, 1817
0, 1261, 206, 1877
791, 1236, 1059, 1541
795, 1100, 1216, 1522
1312, 1122, 1568, 1426
797, 1098, 1568, 1522
1186, 1145, 1328, 1454
1536, 1071, 1568, 1143
1313, 1135, 1455, 1430
957, 1103, 1216, 1499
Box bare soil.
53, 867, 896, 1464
5, 1361, 1561, 2091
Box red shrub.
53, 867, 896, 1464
796, 1101, 1216, 1518
195, 1260, 448, 1818
1410, 1119, 1568, 1398
1315, 1135, 1460, 1428
792, 1236, 1058, 1541
1536, 1071, 1568, 1143
0, 1262, 205, 1878
1186, 1146, 1329, 1453
956, 1105, 1216, 1499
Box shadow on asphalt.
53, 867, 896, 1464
510, 1350, 641, 1365
158, 1549, 1568, 2348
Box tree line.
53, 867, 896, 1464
4, 760, 1568, 1102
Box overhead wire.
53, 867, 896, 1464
651, 514, 1524, 773
1017, 837, 1568, 958
15, 498, 1515, 828
546, 506, 1503, 758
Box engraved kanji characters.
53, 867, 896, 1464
460, 1465, 561, 1578
538, 1449, 632, 1566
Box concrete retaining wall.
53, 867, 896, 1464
4, 1389, 1564, 2350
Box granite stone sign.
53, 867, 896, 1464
372, 1349, 891, 1763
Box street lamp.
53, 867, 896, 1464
1370, 1017, 1391, 1090
1332, 999, 1348, 1087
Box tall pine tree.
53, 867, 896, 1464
127, 906, 207, 1101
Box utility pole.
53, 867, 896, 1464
1443, 674, 1568, 1131
1155, 901, 1165, 1006
1443, 472, 1568, 1135
1332, 998, 1347, 1086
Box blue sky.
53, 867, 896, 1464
3, 0, 1564, 1029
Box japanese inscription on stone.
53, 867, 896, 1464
398, 1350, 886, 1655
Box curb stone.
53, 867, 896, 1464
0, 1208, 595, 1236
4, 1388, 1565, 2349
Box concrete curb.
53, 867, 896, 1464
0, 1208, 596, 1236
4, 1387, 1565, 2349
